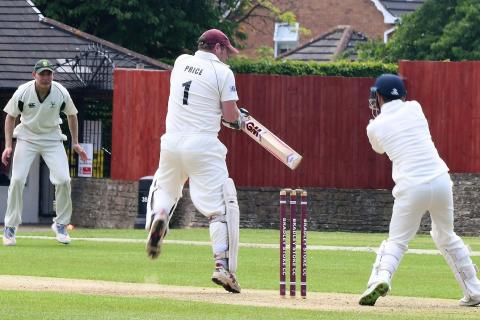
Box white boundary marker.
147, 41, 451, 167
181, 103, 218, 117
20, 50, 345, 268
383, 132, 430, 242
16, 236, 480, 256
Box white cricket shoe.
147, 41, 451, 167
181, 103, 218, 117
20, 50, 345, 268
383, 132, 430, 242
459, 295, 480, 307
211, 264, 241, 293
51, 223, 71, 244
359, 281, 389, 306
146, 212, 168, 259
3, 226, 16, 246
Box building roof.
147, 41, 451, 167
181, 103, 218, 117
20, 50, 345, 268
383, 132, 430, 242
277, 25, 368, 62
377, 0, 425, 20
0, 0, 171, 91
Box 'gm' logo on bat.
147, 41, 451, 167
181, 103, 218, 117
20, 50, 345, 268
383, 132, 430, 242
245, 121, 263, 140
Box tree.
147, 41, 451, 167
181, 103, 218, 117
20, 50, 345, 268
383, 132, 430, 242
34, 0, 302, 60
34, 0, 228, 59
357, 0, 480, 62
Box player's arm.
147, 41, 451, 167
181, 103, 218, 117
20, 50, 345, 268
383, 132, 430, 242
221, 100, 242, 130
66, 114, 88, 161
221, 100, 240, 123
1, 115, 16, 166
366, 124, 384, 154
220, 68, 244, 130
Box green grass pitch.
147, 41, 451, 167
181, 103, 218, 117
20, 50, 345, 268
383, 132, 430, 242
1, 228, 479, 319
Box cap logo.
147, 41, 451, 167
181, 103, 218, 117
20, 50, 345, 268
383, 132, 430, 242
391, 88, 399, 96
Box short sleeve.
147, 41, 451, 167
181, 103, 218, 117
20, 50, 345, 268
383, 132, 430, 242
366, 121, 385, 154
220, 69, 239, 102
62, 92, 78, 115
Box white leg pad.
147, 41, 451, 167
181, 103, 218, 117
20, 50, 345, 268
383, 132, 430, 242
223, 178, 240, 274
210, 221, 228, 259
437, 239, 480, 299
367, 240, 407, 288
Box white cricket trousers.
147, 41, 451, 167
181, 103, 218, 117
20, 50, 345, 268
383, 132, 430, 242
4, 139, 72, 227
152, 133, 229, 217
389, 173, 460, 248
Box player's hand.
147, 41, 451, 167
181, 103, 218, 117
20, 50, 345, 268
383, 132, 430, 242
239, 107, 250, 117
1, 147, 13, 166
221, 117, 242, 130
72, 143, 88, 161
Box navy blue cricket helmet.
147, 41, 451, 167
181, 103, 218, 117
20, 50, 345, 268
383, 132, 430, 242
368, 74, 407, 117
373, 74, 406, 100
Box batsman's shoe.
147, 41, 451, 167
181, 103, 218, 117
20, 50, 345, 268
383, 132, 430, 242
146, 212, 168, 259
211, 265, 241, 293
459, 295, 480, 307
3, 226, 16, 246
359, 282, 389, 306
51, 223, 71, 244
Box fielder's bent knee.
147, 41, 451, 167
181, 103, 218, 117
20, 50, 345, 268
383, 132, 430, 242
9, 177, 26, 188
53, 177, 71, 186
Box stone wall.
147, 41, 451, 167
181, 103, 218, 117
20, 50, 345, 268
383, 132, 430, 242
70, 173, 480, 236
71, 178, 138, 228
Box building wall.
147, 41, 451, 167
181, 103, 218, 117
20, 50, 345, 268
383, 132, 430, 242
71, 173, 480, 236
239, 0, 390, 58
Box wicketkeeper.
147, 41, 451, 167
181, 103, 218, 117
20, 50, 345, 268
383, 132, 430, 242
359, 74, 480, 307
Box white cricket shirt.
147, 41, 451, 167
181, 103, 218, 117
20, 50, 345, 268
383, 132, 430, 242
165, 51, 239, 134
3, 80, 77, 141
366, 100, 449, 196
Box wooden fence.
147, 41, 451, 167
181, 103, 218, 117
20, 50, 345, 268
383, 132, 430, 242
112, 61, 480, 188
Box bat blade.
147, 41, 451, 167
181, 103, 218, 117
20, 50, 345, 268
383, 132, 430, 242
241, 115, 302, 170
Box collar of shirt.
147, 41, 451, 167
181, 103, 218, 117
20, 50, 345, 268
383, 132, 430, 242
194, 50, 221, 62
380, 99, 404, 114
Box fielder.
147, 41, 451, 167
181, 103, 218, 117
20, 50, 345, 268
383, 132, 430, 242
359, 74, 480, 306
1, 59, 88, 246
145, 29, 243, 293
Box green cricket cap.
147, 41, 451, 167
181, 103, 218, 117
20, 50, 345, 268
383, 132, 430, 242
34, 59, 54, 73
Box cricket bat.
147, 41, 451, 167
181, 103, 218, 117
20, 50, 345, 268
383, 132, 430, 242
241, 114, 302, 170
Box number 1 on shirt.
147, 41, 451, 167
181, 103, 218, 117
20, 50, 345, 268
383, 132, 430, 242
182, 80, 192, 105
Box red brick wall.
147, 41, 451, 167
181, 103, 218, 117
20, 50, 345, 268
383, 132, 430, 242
239, 0, 390, 57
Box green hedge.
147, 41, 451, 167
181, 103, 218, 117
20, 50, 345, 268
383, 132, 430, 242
228, 58, 397, 77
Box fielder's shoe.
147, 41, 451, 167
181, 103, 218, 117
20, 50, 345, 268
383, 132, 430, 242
51, 223, 71, 244
146, 212, 168, 259
459, 295, 480, 307
3, 226, 16, 246
211, 264, 241, 293
359, 281, 389, 306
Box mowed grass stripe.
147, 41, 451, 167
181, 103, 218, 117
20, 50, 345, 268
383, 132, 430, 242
16, 228, 480, 251
15, 235, 480, 256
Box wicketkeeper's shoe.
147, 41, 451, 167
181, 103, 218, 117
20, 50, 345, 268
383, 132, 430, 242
51, 223, 71, 244
3, 226, 16, 246
211, 264, 241, 293
359, 281, 389, 306
146, 211, 168, 259
459, 295, 480, 307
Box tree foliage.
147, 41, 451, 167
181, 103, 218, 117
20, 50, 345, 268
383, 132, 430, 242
34, 0, 301, 61
34, 0, 230, 59
357, 0, 480, 62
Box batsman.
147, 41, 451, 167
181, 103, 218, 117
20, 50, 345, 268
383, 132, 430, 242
144, 29, 243, 293
359, 74, 480, 306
